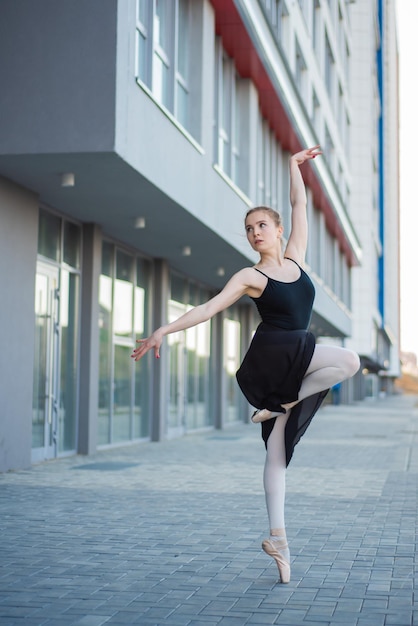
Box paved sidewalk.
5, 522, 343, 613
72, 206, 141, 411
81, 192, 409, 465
1, 394, 418, 626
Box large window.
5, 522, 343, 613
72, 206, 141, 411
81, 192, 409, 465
33, 210, 81, 458
223, 312, 241, 423
136, 0, 192, 131
262, 0, 290, 52
98, 242, 152, 445
214, 40, 244, 190
168, 273, 212, 433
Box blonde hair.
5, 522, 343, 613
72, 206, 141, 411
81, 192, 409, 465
245, 206, 282, 228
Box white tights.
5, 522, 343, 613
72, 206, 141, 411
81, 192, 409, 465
263, 412, 288, 529
263, 345, 360, 531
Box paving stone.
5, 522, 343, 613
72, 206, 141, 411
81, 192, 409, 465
0, 394, 418, 626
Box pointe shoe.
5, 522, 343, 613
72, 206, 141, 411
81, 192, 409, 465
251, 408, 284, 423
261, 530, 290, 583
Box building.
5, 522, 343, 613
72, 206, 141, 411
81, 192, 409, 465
346, 0, 400, 398
0, 0, 399, 472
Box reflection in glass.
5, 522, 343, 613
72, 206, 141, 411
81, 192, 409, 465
114, 250, 133, 337
137, 30, 148, 84
169, 279, 212, 432
154, 54, 169, 107
134, 258, 151, 438
176, 82, 188, 129
168, 299, 187, 430
98, 244, 152, 444
63, 221, 81, 268
38, 209, 61, 261
138, 0, 148, 24
98, 242, 113, 445
177, 0, 189, 78
32, 267, 59, 450
113, 345, 132, 442
155, 0, 169, 50
185, 287, 211, 429
223, 317, 241, 423
32, 273, 49, 448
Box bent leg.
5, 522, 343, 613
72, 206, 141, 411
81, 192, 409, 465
283, 345, 360, 410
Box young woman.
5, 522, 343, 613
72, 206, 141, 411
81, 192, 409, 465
131, 146, 360, 583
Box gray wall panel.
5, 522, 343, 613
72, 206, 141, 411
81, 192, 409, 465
0, 178, 38, 471
0, 0, 117, 155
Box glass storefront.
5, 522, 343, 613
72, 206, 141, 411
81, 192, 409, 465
33, 218, 246, 460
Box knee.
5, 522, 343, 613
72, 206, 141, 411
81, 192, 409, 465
343, 350, 360, 378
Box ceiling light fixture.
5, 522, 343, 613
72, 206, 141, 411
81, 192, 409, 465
61, 172, 75, 187
134, 217, 146, 229
182, 246, 191, 257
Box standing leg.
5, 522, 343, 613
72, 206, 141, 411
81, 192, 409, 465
262, 413, 291, 583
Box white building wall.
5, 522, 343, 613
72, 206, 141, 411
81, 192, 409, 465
347, 0, 382, 364
382, 0, 401, 377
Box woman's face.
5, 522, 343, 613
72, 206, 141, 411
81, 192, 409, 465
245, 211, 283, 251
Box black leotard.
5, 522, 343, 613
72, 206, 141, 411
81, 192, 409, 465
236, 259, 328, 466
251, 258, 315, 330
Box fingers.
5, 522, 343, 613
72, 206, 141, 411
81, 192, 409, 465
308, 145, 322, 159
131, 337, 161, 361
131, 339, 149, 361
291, 145, 322, 164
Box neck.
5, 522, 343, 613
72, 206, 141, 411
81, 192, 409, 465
258, 250, 284, 267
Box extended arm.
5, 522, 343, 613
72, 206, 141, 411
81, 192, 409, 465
131, 268, 254, 361
285, 145, 321, 264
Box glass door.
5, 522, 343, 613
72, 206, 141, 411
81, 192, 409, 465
32, 262, 60, 462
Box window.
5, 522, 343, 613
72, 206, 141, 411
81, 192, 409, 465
324, 33, 335, 101
263, 0, 289, 49
223, 314, 241, 423
215, 41, 243, 188
295, 41, 307, 101
136, 0, 191, 130
34, 210, 81, 455
312, 90, 321, 142
98, 242, 152, 445
313, 0, 321, 56
168, 273, 212, 432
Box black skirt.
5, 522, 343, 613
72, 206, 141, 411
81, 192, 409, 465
236, 322, 329, 466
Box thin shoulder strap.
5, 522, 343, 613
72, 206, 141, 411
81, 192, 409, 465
284, 257, 302, 270
253, 267, 269, 278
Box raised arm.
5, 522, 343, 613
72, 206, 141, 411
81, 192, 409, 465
284, 145, 321, 265
131, 268, 255, 361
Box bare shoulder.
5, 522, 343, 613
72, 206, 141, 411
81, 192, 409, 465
234, 266, 266, 298
234, 266, 262, 286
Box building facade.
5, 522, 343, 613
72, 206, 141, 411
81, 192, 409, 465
0, 0, 399, 472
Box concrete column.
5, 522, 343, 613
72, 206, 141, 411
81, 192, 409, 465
0, 178, 38, 471
78, 223, 102, 455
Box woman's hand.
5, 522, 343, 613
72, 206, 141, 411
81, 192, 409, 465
131, 329, 164, 361
291, 145, 322, 166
